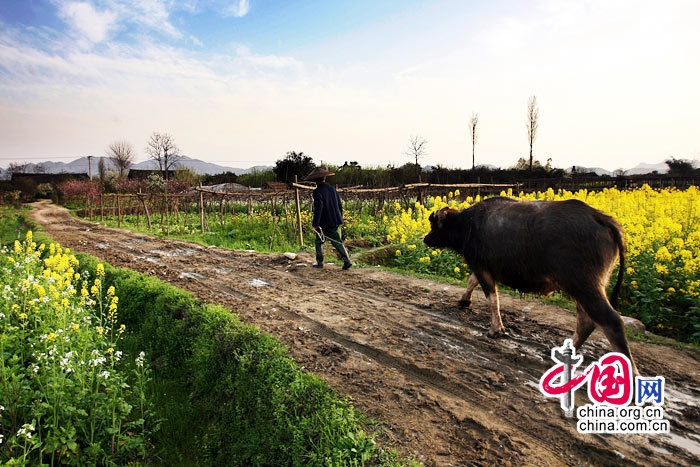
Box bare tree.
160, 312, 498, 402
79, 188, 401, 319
405, 135, 428, 182
526, 96, 539, 172
7, 162, 30, 175
470, 113, 478, 169
145, 132, 182, 180
106, 141, 135, 178
405, 135, 428, 166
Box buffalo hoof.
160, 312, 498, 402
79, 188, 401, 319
457, 298, 471, 308
487, 327, 505, 338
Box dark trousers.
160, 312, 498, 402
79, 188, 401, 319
315, 225, 350, 264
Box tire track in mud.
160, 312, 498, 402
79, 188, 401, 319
30, 201, 700, 466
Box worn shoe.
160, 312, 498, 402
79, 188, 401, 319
312, 263, 324, 269
342, 261, 352, 270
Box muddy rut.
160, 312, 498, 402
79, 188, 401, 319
30, 200, 700, 466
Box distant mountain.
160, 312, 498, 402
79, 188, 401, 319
131, 157, 271, 175
625, 162, 670, 175
132, 156, 237, 175
624, 159, 700, 175
244, 165, 275, 174
1, 156, 272, 177
3, 156, 121, 177
567, 166, 613, 176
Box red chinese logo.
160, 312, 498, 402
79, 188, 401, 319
540, 339, 633, 407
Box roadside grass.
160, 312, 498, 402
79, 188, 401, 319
78, 256, 415, 466
0, 205, 32, 242
2, 205, 417, 466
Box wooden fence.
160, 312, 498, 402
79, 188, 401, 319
68, 175, 699, 248
72, 181, 516, 248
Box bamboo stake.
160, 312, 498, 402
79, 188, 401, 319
137, 189, 152, 230
283, 194, 291, 242
165, 187, 170, 235
199, 184, 205, 233
248, 190, 252, 226
219, 195, 224, 229
294, 175, 303, 247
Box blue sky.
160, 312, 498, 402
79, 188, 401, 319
1, 0, 699, 171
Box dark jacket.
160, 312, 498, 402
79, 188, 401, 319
312, 182, 344, 228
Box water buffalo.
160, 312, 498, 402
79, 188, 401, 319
424, 197, 638, 374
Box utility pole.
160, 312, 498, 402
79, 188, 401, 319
87, 155, 93, 180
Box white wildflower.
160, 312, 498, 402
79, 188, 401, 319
17, 423, 35, 439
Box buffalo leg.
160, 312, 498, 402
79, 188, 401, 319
458, 273, 479, 308
475, 271, 504, 338
578, 294, 639, 376
572, 303, 596, 349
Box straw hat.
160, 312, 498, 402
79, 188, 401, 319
304, 167, 335, 181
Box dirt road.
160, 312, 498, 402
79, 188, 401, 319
31, 200, 700, 466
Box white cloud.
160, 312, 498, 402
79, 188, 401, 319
57, 1, 117, 43
227, 0, 250, 17
113, 0, 182, 38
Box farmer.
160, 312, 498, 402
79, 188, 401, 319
305, 167, 352, 270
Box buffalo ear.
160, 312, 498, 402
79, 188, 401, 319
436, 207, 450, 228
